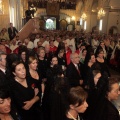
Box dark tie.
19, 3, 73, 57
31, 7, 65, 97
75, 65, 80, 75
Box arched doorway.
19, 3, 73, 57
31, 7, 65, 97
67, 24, 74, 31
39, 19, 45, 30
109, 26, 118, 34
45, 17, 56, 30
59, 19, 67, 30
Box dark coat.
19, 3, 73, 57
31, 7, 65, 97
0, 69, 12, 89
66, 62, 82, 87
10, 104, 22, 120
8, 27, 18, 40
91, 98, 120, 120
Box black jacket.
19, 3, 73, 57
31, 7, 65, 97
66, 62, 82, 87
8, 27, 18, 40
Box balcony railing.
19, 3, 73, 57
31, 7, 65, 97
28, 1, 76, 10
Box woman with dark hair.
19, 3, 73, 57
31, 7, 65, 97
85, 77, 120, 120
80, 49, 87, 64
95, 41, 107, 59
64, 86, 88, 120
42, 56, 64, 120
49, 77, 70, 120
104, 78, 120, 120
95, 48, 110, 77
82, 52, 96, 88
83, 69, 108, 120
6, 53, 19, 81
10, 61, 41, 120
18, 45, 28, 69
0, 88, 21, 120
56, 41, 65, 56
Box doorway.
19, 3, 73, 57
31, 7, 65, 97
45, 17, 56, 30
109, 26, 118, 35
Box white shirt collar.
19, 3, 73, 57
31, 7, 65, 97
0, 67, 6, 73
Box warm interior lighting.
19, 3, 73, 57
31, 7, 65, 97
99, 19, 103, 31
0, 0, 4, 14
80, 18, 83, 25
98, 8, 105, 19
81, 13, 87, 20
71, 16, 75, 20
84, 21, 87, 30
66, 17, 71, 23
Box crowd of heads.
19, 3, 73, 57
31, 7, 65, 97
0, 28, 120, 119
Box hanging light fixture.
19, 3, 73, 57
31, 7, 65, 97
81, 13, 87, 20
0, 0, 4, 14
97, 8, 105, 19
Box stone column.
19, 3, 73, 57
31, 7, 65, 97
102, 8, 109, 33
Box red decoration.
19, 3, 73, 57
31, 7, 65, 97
31, 83, 35, 89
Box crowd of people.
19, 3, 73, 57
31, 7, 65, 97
0, 26, 120, 120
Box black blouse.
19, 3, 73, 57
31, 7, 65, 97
26, 70, 42, 92
96, 59, 110, 77
10, 77, 41, 120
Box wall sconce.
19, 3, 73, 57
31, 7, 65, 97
71, 16, 75, 21
0, 0, 4, 14
66, 17, 71, 24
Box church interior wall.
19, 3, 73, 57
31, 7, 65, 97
0, 0, 10, 31
0, 0, 120, 34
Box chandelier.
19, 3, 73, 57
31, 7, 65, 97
0, 0, 3, 14
97, 8, 105, 19
81, 13, 87, 20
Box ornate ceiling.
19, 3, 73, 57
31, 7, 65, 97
28, 0, 120, 14
76, 0, 120, 13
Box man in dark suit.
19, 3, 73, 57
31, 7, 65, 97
0, 51, 9, 88
66, 52, 83, 87
8, 23, 18, 40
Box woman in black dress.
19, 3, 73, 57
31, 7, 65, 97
18, 45, 28, 69
83, 52, 96, 89
85, 77, 120, 120
37, 46, 47, 85
95, 48, 110, 77
103, 77, 120, 120
49, 76, 70, 120
10, 61, 41, 120
95, 41, 107, 59
83, 69, 108, 120
42, 56, 64, 120
27, 56, 42, 92
64, 86, 88, 120
0, 88, 21, 120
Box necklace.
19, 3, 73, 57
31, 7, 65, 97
68, 112, 80, 120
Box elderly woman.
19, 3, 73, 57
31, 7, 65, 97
10, 61, 41, 120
